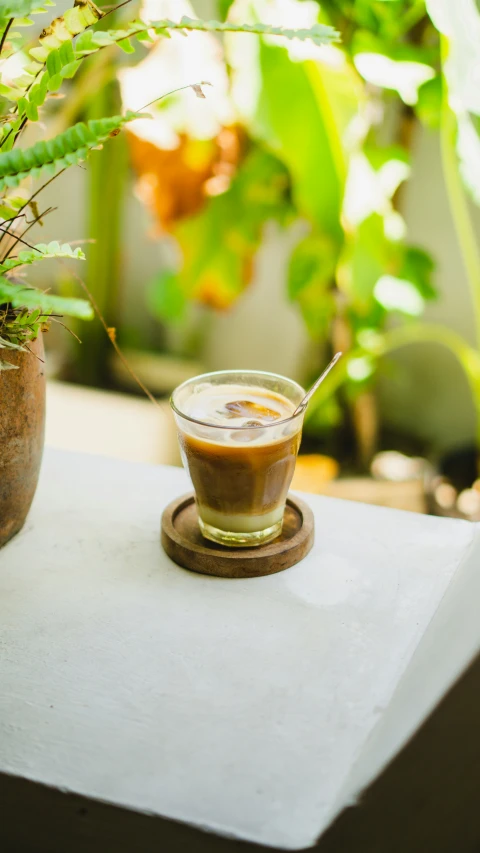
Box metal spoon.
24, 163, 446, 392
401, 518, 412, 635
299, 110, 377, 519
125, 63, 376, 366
293, 352, 343, 417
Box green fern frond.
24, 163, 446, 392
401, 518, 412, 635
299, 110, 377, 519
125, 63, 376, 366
161, 16, 338, 45
0, 241, 85, 273
0, 111, 145, 190
0, 276, 93, 318
74, 16, 338, 57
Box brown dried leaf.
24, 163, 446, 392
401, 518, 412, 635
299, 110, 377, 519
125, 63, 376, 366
191, 84, 206, 100
190, 82, 213, 100
127, 126, 245, 231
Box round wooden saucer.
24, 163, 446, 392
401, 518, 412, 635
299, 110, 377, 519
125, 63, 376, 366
161, 493, 314, 578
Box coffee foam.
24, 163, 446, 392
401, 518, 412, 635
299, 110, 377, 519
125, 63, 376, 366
181, 383, 295, 428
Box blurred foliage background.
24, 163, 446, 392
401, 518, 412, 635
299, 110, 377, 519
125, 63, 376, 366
10, 0, 480, 487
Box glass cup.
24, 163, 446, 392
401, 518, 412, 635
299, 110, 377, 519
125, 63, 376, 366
170, 370, 306, 547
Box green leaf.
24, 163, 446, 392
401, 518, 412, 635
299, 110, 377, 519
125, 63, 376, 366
0, 241, 85, 274
0, 195, 27, 220
117, 37, 135, 54
399, 246, 437, 300
288, 234, 337, 338
148, 271, 186, 323
0, 111, 146, 191
47, 72, 63, 91
343, 214, 398, 313
46, 47, 62, 77
415, 76, 443, 129
60, 59, 82, 79
218, 1, 236, 21
256, 41, 345, 242
0, 276, 93, 319
18, 96, 38, 122
29, 75, 49, 107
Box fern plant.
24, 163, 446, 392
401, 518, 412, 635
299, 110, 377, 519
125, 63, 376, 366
0, 0, 337, 370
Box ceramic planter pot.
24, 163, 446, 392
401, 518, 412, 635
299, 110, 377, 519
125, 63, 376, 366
0, 335, 46, 547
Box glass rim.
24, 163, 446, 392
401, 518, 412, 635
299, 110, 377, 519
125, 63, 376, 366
170, 369, 306, 431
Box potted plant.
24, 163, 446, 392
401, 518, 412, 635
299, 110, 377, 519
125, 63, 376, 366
0, 0, 334, 545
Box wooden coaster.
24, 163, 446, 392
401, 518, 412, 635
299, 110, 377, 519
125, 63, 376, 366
161, 493, 314, 578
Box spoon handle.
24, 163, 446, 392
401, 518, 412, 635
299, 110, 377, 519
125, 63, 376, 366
293, 352, 343, 417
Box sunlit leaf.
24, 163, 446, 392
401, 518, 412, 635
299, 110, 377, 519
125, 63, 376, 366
343, 151, 410, 226
256, 41, 345, 242
354, 51, 435, 104
374, 274, 425, 315
351, 29, 435, 104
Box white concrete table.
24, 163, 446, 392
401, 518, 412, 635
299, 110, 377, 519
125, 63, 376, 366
1, 449, 479, 852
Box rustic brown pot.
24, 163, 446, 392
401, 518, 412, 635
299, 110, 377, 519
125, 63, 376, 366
0, 335, 46, 547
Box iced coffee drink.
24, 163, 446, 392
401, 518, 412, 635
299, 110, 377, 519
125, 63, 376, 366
171, 371, 306, 547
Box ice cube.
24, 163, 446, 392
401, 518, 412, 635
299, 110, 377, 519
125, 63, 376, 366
189, 423, 223, 442
222, 400, 281, 421
230, 421, 266, 443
